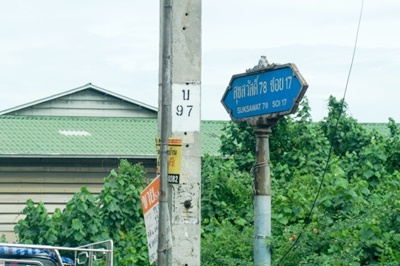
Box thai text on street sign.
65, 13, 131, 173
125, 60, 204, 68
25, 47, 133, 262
156, 138, 182, 184
221, 63, 308, 121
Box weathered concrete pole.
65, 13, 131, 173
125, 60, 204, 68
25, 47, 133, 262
254, 125, 272, 266
158, 0, 202, 265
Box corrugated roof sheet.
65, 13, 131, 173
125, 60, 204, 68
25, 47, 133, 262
361, 123, 392, 136
2, 116, 390, 158
0, 116, 226, 157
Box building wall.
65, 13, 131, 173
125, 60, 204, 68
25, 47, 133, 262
0, 86, 159, 242
0, 158, 156, 242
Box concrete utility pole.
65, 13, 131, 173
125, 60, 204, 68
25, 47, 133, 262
158, 0, 202, 265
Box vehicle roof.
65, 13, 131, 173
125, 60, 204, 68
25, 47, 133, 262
0, 246, 74, 265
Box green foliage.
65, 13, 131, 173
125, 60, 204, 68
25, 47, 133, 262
201, 155, 254, 264
13, 96, 400, 265
15, 159, 150, 265
15, 199, 58, 245
98, 162, 146, 239
219, 120, 256, 171
219, 98, 321, 171
57, 187, 108, 247
385, 117, 400, 172
321, 96, 371, 157
211, 96, 400, 265
0, 234, 7, 243
201, 218, 253, 266
97, 161, 149, 265
201, 155, 253, 225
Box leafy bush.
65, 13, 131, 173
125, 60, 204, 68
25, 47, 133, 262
14, 200, 58, 245
212, 96, 400, 265
14, 96, 400, 265
15, 159, 150, 265
0, 234, 8, 243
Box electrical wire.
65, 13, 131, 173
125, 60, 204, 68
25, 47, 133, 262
276, 0, 365, 264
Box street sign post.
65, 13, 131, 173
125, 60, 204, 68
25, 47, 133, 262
221, 60, 308, 265
221, 63, 308, 122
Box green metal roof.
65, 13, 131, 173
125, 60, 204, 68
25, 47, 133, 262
0, 116, 227, 158
1, 116, 391, 159
200, 120, 227, 156
360, 123, 393, 136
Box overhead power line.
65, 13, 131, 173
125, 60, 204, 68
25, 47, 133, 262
276, 0, 365, 264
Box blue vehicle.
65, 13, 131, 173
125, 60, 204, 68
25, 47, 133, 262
0, 240, 113, 266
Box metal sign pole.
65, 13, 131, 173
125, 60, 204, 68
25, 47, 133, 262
221, 56, 308, 266
158, 0, 173, 264
254, 125, 272, 266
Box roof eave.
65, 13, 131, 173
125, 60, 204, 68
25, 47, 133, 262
0, 154, 157, 159
0, 83, 158, 115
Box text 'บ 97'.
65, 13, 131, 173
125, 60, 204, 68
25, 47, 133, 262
221, 63, 308, 121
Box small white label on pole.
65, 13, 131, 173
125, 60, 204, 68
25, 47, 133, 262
172, 83, 201, 132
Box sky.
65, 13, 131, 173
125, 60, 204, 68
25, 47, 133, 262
0, 0, 399, 122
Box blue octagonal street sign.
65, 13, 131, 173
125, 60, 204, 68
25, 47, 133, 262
221, 63, 308, 121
